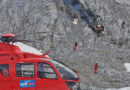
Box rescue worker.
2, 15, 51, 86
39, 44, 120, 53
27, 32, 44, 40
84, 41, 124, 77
73, 42, 78, 51
121, 21, 125, 28
94, 62, 98, 74
95, 15, 101, 25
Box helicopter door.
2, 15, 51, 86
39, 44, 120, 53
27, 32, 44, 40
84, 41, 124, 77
14, 62, 35, 90
0, 64, 12, 90
36, 62, 67, 90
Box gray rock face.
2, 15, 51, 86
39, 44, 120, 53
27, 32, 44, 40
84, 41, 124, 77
0, 0, 130, 89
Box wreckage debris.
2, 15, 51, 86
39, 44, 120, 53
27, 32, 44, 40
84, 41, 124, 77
73, 18, 79, 24
64, 0, 106, 34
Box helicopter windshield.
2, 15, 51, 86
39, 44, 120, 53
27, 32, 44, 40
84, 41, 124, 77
47, 60, 79, 80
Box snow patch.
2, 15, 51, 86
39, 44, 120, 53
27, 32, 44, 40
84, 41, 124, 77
106, 63, 130, 90
14, 42, 42, 55
124, 63, 130, 72
106, 87, 130, 90
115, 0, 130, 5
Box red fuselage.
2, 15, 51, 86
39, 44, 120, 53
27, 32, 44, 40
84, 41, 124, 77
0, 42, 80, 90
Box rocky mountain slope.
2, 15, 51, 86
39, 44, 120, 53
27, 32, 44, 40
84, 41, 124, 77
0, 0, 130, 89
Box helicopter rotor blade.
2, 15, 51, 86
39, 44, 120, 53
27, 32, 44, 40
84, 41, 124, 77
0, 31, 53, 43
26, 30, 52, 35
15, 39, 35, 42
17, 30, 53, 37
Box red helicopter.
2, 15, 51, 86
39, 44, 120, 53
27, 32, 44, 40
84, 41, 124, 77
0, 33, 80, 90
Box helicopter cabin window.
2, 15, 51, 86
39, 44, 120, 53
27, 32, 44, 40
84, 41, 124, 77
16, 63, 34, 77
0, 64, 9, 76
37, 62, 58, 79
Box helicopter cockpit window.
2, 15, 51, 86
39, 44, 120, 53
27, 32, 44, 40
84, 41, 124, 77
16, 63, 34, 77
0, 64, 9, 76
47, 60, 79, 80
37, 62, 58, 79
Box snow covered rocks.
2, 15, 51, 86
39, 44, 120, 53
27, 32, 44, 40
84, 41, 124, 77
124, 63, 130, 72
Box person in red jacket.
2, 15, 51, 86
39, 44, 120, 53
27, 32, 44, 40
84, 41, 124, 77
73, 42, 78, 51
94, 62, 98, 74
